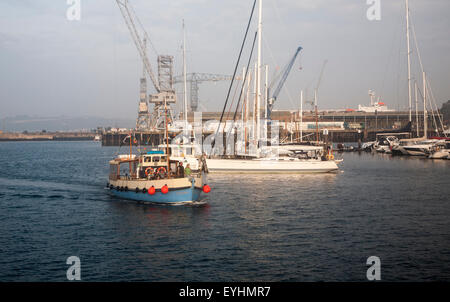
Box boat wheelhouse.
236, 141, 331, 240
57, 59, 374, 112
107, 150, 209, 205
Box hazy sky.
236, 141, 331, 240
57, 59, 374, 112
1, 0, 449, 120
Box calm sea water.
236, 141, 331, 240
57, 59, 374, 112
0, 141, 449, 281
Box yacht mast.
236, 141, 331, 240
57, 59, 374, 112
241, 67, 246, 122
256, 0, 262, 155
164, 98, 171, 178
314, 89, 319, 142
253, 62, 257, 144
264, 64, 269, 119
406, 0, 412, 122
182, 20, 189, 135
300, 90, 303, 142
423, 71, 427, 139
415, 81, 419, 137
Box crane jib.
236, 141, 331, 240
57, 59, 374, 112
267, 46, 303, 119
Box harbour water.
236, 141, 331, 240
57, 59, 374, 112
0, 141, 449, 281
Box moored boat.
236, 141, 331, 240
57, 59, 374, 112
205, 156, 339, 174
428, 141, 450, 159
402, 140, 441, 156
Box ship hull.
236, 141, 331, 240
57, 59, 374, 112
109, 186, 203, 204
107, 176, 205, 204
205, 158, 339, 174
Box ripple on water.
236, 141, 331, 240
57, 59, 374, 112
0, 143, 449, 281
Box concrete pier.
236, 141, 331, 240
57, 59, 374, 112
101, 110, 441, 145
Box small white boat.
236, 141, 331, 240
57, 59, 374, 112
373, 135, 399, 153
391, 138, 423, 155
362, 141, 376, 152
401, 139, 442, 156
428, 141, 450, 159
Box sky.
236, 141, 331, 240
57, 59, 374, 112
0, 0, 449, 120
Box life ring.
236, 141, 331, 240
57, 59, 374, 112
157, 167, 167, 174
326, 154, 334, 160
145, 167, 154, 176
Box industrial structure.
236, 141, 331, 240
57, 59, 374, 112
116, 0, 176, 131
267, 46, 303, 119
173, 73, 232, 112
107, 1, 446, 147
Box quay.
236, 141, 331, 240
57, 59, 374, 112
0, 131, 97, 142
101, 110, 441, 146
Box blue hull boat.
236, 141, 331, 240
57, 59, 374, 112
108, 150, 210, 205
108, 183, 204, 205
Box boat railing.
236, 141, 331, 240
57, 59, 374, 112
115, 170, 203, 181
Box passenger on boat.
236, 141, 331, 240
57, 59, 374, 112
185, 164, 192, 177
156, 167, 167, 180
139, 167, 146, 179
176, 162, 184, 178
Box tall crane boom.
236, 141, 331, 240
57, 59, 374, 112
116, 0, 160, 93
267, 46, 303, 119
315, 59, 328, 96
173, 73, 232, 111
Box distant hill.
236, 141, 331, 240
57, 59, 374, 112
0, 115, 135, 132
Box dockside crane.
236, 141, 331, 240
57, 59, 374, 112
116, 0, 176, 130
173, 73, 232, 112
116, 0, 160, 93
314, 59, 328, 108
266, 46, 303, 119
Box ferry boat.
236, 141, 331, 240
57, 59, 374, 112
107, 149, 210, 205
357, 90, 395, 113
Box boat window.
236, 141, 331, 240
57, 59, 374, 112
152, 156, 160, 162
109, 164, 118, 177
120, 165, 129, 176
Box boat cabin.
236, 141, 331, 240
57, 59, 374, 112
109, 150, 189, 181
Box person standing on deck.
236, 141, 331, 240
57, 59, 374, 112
185, 164, 192, 177
176, 162, 184, 178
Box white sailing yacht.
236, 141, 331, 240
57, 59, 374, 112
204, 0, 339, 174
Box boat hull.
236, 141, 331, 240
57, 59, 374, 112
109, 186, 203, 204
107, 176, 206, 204
429, 150, 450, 159
205, 158, 339, 174
391, 146, 409, 155
404, 149, 428, 156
